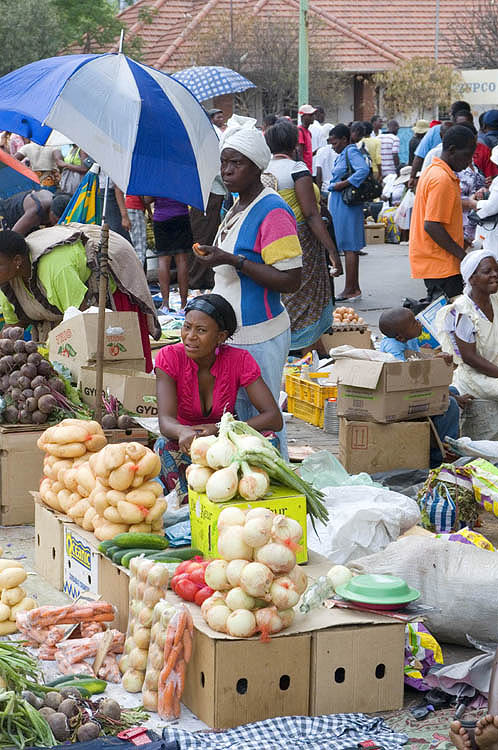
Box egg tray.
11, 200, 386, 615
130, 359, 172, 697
329, 323, 369, 332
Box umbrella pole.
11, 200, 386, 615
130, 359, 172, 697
94, 178, 110, 424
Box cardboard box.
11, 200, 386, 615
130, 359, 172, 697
63, 525, 131, 630
309, 622, 405, 714
166, 555, 405, 727
0, 428, 44, 525
34, 501, 67, 590
189, 485, 308, 563
339, 418, 430, 474
416, 295, 447, 348
335, 357, 452, 423
183, 629, 311, 728
48, 310, 144, 380
98, 554, 130, 632
365, 222, 385, 244
63, 524, 100, 599
322, 327, 373, 351
79, 367, 157, 417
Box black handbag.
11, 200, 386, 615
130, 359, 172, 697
467, 208, 498, 231
341, 146, 382, 206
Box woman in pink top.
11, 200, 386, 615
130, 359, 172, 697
154, 294, 282, 502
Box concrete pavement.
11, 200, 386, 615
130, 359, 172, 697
335, 242, 426, 336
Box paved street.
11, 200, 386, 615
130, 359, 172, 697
340, 242, 426, 336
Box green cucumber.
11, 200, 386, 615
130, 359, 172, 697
112, 533, 169, 550
98, 540, 115, 554
104, 545, 120, 559
46, 673, 95, 687
145, 546, 202, 561
112, 547, 152, 565
54, 678, 107, 696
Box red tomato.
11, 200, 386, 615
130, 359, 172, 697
176, 556, 205, 575
170, 572, 189, 592
194, 586, 214, 607
189, 566, 207, 587
175, 578, 202, 602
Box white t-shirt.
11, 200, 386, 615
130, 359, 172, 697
309, 120, 326, 152
379, 132, 400, 176
422, 144, 443, 172
18, 143, 57, 172
315, 145, 338, 192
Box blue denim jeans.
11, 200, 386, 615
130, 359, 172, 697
232, 327, 291, 460
430, 386, 460, 468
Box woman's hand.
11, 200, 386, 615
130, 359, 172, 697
191, 423, 218, 437
329, 255, 343, 277
194, 245, 235, 268
332, 180, 349, 192
178, 426, 199, 454
462, 198, 478, 211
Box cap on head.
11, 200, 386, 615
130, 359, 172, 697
298, 104, 317, 115
413, 119, 429, 134
208, 108, 223, 118
483, 109, 498, 129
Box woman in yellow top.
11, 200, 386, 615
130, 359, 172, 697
265, 119, 342, 354
54, 145, 90, 196
0, 226, 159, 369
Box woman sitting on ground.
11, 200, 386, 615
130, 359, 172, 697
154, 294, 283, 503
436, 249, 498, 399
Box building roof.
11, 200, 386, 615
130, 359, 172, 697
98, 0, 467, 73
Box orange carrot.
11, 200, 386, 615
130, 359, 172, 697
173, 611, 187, 647
182, 628, 192, 663
175, 659, 186, 694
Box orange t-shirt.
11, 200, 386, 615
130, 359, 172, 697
409, 157, 463, 280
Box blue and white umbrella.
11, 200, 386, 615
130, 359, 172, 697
0, 54, 220, 210
172, 65, 255, 103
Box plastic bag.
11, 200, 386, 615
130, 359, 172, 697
351, 535, 498, 644
300, 451, 383, 490
394, 189, 415, 230
158, 605, 194, 720
405, 621, 443, 690
306, 484, 420, 563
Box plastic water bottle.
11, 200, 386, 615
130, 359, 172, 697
323, 397, 340, 436
299, 576, 335, 613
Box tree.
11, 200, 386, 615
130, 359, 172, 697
53, 0, 143, 58
192, 11, 347, 117
0, 0, 62, 77
0, 0, 144, 79
373, 57, 462, 118
450, 0, 498, 68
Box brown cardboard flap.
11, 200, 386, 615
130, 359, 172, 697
384, 358, 452, 392
333, 359, 385, 389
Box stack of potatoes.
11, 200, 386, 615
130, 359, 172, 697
38, 421, 166, 539
0, 551, 36, 636
38, 420, 107, 521
87, 442, 166, 541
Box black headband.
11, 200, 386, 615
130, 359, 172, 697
184, 298, 228, 331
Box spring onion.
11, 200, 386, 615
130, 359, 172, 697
0, 642, 48, 696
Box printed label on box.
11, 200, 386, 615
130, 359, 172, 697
63, 527, 99, 599
351, 424, 369, 450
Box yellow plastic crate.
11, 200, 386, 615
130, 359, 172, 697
287, 395, 324, 428
285, 374, 337, 408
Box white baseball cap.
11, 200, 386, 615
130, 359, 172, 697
298, 104, 317, 115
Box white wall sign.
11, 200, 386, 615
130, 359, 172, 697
459, 70, 498, 106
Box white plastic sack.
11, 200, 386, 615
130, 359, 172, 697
351, 536, 498, 645
307, 485, 420, 564
394, 189, 415, 230
328, 345, 395, 362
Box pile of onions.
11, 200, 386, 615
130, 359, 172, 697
188, 433, 270, 503
200, 506, 308, 639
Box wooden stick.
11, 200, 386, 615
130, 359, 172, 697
94, 221, 110, 424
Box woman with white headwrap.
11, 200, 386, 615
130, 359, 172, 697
194, 115, 303, 457
436, 248, 498, 398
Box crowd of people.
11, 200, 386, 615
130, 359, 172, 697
4, 98, 498, 461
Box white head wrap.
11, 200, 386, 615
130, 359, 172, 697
219, 114, 271, 171
461, 248, 498, 294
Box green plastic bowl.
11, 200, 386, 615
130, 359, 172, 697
335, 574, 420, 605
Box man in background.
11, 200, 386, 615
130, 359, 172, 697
409, 120, 429, 164
361, 121, 382, 179
371, 114, 383, 137
208, 108, 226, 138
409, 125, 476, 300
379, 120, 400, 177
296, 104, 316, 172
